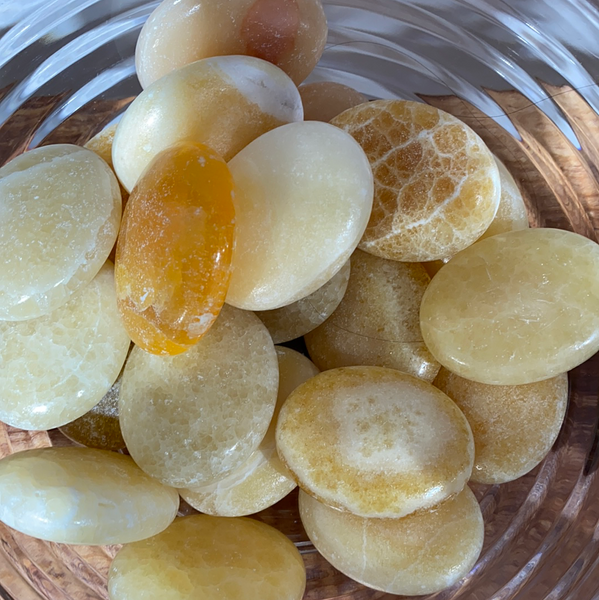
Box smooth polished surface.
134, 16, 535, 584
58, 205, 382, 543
299, 82, 367, 122
421, 228, 599, 385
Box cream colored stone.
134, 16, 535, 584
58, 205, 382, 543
276, 366, 474, 518
0, 144, 121, 320
299, 487, 483, 596
256, 260, 350, 344
0, 447, 179, 545
226, 121, 373, 311
420, 228, 599, 385
299, 82, 367, 122
113, 55, 303, 192
108, 515, 306, 600
0, 263, 130, 430
180, 347, 318, 516
434, 368, 568, 483
119, 304, 278, 488
305, 250, 440, 382
136, 0, 327, 87
331, 100, 500, 262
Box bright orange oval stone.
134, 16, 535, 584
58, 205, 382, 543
115, 142, 235, 356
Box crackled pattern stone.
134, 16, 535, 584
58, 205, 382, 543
299, 487, 483, 596
305, 250, 440, 382
108, 515, 306, 600
420, 228, 599, 385
119, 305, 278, 488
331, 100, 500, 262
115, 143, 235, 356
226, 121, 373, 310
256, 260, 350, 344
136, 0, 327, 88
299, 82, 367, 122
180, 347, 318, 516
59, 362, 128, 452
0, 263, 130, 430
0, 145, 121, 320
434, 368, 568, 484
276, 366, 474, 518
113, 55, 302, 192
0, 448, 179, 545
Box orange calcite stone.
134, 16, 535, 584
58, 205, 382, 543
115, 143, 235, 356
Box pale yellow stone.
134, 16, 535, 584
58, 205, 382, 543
305, 250, 440, 382
276, 366, 474, 518
180, 347, 318, 516
299, 82, 367, 122
119, 304, 278, 488
0, 263, 130, 430
331, 100, 501, 262
256, 260, 350, 344
226, 121, 374, 311
420, 228, 599, 385
0, 447, 179, 545
85, 124, 118, 169
135, 0, 327, 87
108, 515, 306, 600
434, 368, 568, 484
0, 145, 121, 320
299, 487, 483, 596
113, 55, 303, 192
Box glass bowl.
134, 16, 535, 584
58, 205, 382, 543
1, 1, 599, 599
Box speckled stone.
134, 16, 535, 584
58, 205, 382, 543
0, 447, 179, 545
108, 515, 306, 600
276, 366, 474, 518
119, 304, 279, 488
0, 263, 130, 430
434, 368, 568, 483
299, 487, 483, 596
0, 144, 121, 320
305, 250, 440, 382
420, 228, 599, 385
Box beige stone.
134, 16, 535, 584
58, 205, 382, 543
299, 81, 367, 122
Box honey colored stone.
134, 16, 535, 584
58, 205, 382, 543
119, 304, 278, 488
276, 366, 474, 518
136, 0, 327, 88
226, 121, 373, 310
434, 368, 568, 484
113, 55, 303, 192
422, 258, 448, 278
180, 347, 318, 516
305, 250, 440, 382
256, 260, 350, 344
108, 515, 306, 600
0, 448, 179, 545
331, 100, 500, 262
420, 228, 599, 385
299, 82, 367, 122
115, 143, 235, 356
59, 365, 127, 452
0, 263, 130, 430
299, 487, 483, 596
0, 144, 121, 320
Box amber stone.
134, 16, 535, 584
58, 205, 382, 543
300, 486, 483, 595
119, 304, 278, 488
113, 55, 303, 192
331, 99, 500, 262
276, 366, 474, 518
0, 448, 179, 545
299, 82, 367, 122
108, 515, 306, 600
305, 249, 440, 382
434, 368, 568, 483
0, 145, 121, 320
115, 142, 235, 356
226, 121, 373, 311
420, 228, 599, 385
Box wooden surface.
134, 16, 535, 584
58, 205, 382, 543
0, 85, 598, 600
